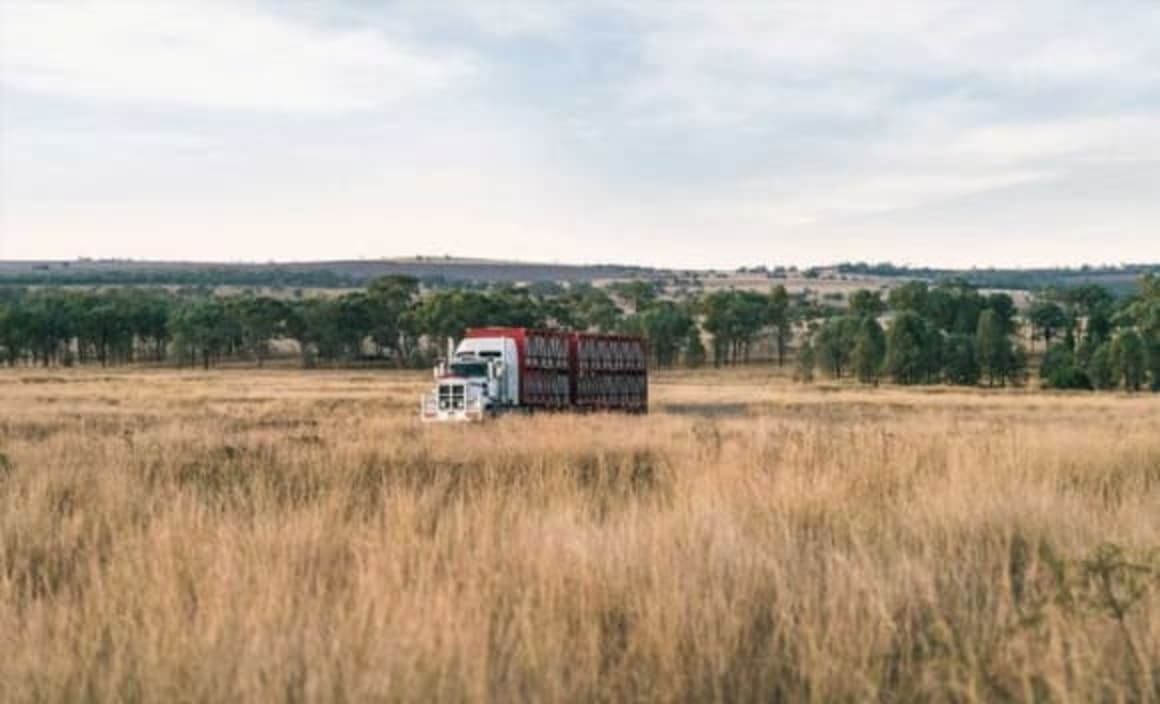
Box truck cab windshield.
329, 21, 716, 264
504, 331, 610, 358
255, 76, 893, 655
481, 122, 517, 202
449, 362, 488, 378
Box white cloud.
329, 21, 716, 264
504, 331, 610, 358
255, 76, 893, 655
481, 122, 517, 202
2, 0, 1158, 267
745, 169, 1059, 225
581, 1, 1160, 231
387, 0, 1158, 148
405, 1, 574, 38
691, 111, 1160, 233
947, 117, 1160, 165
0, 0, 475, 112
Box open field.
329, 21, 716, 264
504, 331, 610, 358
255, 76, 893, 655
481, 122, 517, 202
1, 369, 1158, 702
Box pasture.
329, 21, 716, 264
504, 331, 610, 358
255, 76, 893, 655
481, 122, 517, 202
1, 369, 1157, 702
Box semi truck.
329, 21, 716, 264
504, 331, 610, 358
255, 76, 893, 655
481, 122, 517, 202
420, 327, 647, 422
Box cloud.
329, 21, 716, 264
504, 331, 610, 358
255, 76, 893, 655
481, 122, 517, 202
402, 1, 576, 38
612, 1, 1160, 124
568, 1, 1160, 230
747, 169, 1059, 225
947, 117, 1160, 165
0, 0, 476, 113
2, 0, 1158, 267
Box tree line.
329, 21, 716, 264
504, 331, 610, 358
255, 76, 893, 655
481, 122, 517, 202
1030, 277, 1160, 391
793, 278, 1159, 391
800, 282, 1029, 387
0, 278, 685, 370
0, 266, 361, 289
835, 262, 1157, 296
0, 275, 1157, 391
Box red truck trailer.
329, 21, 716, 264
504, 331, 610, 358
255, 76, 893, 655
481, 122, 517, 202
420, 327, 648, 421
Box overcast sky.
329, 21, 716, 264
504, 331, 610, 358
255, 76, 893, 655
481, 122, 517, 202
2, 1, 1158, 268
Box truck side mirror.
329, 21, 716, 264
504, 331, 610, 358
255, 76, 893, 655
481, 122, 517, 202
492, 360, 505, 378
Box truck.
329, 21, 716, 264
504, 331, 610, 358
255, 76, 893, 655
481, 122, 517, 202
420, 327, 648, 422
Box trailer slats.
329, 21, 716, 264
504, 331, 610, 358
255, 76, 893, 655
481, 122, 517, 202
464, 327, 647, 413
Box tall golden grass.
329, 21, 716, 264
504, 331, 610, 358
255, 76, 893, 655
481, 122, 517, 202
1, 369, 1158, 702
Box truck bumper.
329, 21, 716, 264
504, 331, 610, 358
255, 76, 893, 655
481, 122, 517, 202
420, 410, 486, 423
420, 396, 488, 422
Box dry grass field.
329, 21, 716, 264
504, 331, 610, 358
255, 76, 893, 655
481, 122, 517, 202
1, 368, 1158, 702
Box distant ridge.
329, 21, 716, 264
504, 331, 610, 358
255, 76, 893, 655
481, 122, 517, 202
0, 257, 658, 286
0, 257, 1154, 294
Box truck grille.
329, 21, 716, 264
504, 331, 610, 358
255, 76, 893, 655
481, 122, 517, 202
438, 384, 466, 410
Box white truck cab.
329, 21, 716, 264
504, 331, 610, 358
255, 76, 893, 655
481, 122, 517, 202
420, 336, 519, 422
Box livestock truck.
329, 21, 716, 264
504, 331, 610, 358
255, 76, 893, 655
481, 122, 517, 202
420, 327, 647, 422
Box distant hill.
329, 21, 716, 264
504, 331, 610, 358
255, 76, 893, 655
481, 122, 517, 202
829, 262, 1158, 296
0, 257, 1154, 295
0, 257, 657, 288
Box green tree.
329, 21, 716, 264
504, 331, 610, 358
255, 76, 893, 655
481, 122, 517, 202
851, 316, 885, 384
887, 281, 929, 316
848, 289, 885, 319
815, 316, 859, 378
1010, 344, 1029, 387
232, 296, 287, 367
284, 295, 373, 366
1112, 329, 1147, 391
767, 286, 793, 367
282, 301, 313, 367
573, 287, 623, 332
298, 299, 346, 364
942, 333, 980, 386
701, 291, 732, 367
486, 285, 545, 329
170, 298, 232, 369
1027, 300, 1068, 350
976, 309, 1017, 387
0, 304, 30, 365
609, 280, 661, 313
76, 296, 128, 367
926, 280, 985, 334
1086, 343, 1116, 390
985, 293, 1018, 336
1121, 274, 1159, 390
23, 291, 76, 366
796, 338, 815, 382
683, 326, 706, 368
130, 289, 172, 362
623, 301, 694, 367
731, 291, 771, 363
366, 275, 420, 364
333, 293, 374, 361
415, 290, 495, 344
1062, 284, 1115, 351
700, 290, 765, 365
1066, 284, 1114, 317
885, 311, 937, 385
1039, 342, 1090, 390
1085, 307, 1113, 349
